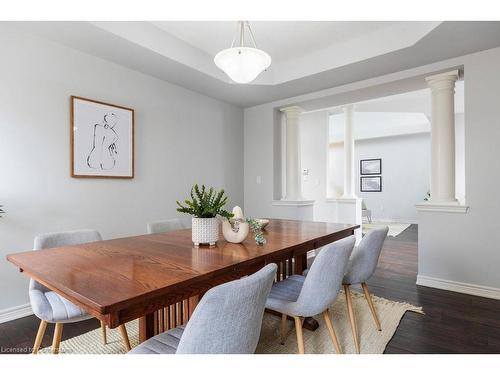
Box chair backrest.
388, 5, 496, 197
293, 236, 356, 317
147, 218, 184, 234
30, 230, 102, 292
343, 227, 389, 285
176, 263, 277, 354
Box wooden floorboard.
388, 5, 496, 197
1, 224, 499, 353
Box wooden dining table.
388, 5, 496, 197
7, 219, 358, 343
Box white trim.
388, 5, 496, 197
326, 197, 361, 204
0, 303, 33, 324
272, 199, 315, 207
416, 202, 469, 213
416, 275, 500, 300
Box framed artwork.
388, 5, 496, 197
360, 158, 382, 175
71, 96, 134, 178
361, 176, 382, 192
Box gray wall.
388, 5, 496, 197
418, 46, 500, 293
0, 26, 244, 311
245, 46, 500, 297
329, 133, 431, 223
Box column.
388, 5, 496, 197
342, 104, 356, 199
273, 106, 314, 221
426, 70, 458, 204
281, 106, 304, 201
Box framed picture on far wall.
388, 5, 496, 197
361, 176, 382, 192
360, 158, 382, 175
71, 96, 134, 178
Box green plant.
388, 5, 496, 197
176, 184, 233, 220
246, 218, 266, 245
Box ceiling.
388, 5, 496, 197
151, 21, 400, 62
10, 21, 500, 107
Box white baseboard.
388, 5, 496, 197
0, 303, 33, 324
417, 275, 500, 300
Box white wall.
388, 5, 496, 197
244, 46, 500, 297
417, 46, 500, 297
0, 25, 244, 312
329, 133, 431, 223
300, 111, 330, 220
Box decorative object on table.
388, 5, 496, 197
247, 218, 267, 245
222, 206, 250, 244
360, 176, 382, 192
256, 218, 270, 229
176, 184, 233, 247
424, 191, 431, 201
0, 205, 4, 218
214, 21, 272, 84
71, 96, 134, 178
360, 159, 382, 175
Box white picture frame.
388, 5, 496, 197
71, 96, 134, 178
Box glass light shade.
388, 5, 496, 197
214, 47, 271, 84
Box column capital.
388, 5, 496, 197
426, 70, 459, 89
280, 106, 303, 118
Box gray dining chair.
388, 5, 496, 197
343, 226, 388, 353
266, 236, 356, 354
30, 230, 131, 354
129, 263, 277, 354
147, 218, 185, 234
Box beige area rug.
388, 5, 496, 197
40, 291, 421, 354
362, 222, 411, 237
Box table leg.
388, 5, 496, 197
139, 312, 155, 343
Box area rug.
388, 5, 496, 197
362, 222, 411, 237
40, 291, 421, 354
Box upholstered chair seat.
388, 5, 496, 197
30, 230, 131, 354
29, 288, 90, 324
130, 326, 185, 354
147, 218, 185, 234
130, 263, 277, 354
342, 227, 389, 353
265, 236, 356, 354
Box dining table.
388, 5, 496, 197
6, 219, 359, 343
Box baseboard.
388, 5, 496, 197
0, 303, 33, 324
416, 275, 500, 300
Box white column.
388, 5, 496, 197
281, 106, 304, 201
342, 104, 356, 199
426, 70, 459, 204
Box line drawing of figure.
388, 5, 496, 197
87, 113, 119, 170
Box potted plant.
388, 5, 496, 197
176, 184, 233, 247
0, 205, 4, 218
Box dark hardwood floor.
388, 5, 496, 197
1, 224, 499, 354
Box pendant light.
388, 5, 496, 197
214, 21, 271, 84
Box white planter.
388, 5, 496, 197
192, 217, 219, 247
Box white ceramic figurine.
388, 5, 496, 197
222, 206, 249, 243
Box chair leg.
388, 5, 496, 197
32, 320, 48, 354
280, 314, 287, 345
361, 282, 381, 331
293, 316, 305, 354
118, 324, 131, 352
52, 323, 63, 354
322, 310, 342, 354
344, 285, 360, 354
100, 321, 107, 345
